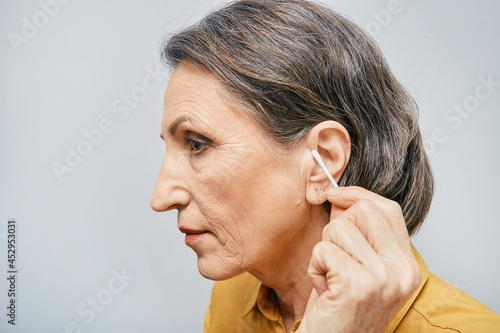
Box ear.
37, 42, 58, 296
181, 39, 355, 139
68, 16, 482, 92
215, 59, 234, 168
304, 121, 351, 205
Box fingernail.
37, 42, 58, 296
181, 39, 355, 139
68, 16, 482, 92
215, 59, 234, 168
327, 187, 342, 196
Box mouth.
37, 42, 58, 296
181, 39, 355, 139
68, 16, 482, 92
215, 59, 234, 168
179, 227, 209, 245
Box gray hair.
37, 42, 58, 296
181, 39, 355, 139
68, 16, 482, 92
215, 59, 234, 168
161, 0, 434, 235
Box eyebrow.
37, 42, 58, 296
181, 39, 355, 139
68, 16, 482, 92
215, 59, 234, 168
160, 115, 198, 141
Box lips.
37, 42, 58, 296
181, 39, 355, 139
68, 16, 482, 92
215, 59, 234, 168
179, 227, 209, 245
179, 227, 207, 234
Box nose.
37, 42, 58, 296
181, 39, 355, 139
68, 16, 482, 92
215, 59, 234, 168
151, 155, 190, 212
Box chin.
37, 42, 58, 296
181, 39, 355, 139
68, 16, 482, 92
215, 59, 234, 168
196, 255, 246, 281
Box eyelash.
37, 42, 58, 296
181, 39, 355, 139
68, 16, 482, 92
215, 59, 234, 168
184, 132, 210, 155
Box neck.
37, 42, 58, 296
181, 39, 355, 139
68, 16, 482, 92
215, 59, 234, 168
248, 205, 329, 325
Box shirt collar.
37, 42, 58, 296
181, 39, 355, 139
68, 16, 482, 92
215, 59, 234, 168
242, 282, 281, 321
385, 243, 430, 332
241, 278, 260, 319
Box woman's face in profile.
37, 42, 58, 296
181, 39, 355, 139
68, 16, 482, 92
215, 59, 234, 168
151, 62, 311, 280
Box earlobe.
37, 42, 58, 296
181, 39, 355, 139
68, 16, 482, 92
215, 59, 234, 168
306, 181, 327, 205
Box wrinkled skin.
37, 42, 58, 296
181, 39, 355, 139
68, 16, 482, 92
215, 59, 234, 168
151, 62, 318, 282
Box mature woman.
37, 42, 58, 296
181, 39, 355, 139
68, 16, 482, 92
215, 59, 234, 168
151, 0, 500, 332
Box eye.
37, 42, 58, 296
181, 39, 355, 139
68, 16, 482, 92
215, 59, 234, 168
184, 131, 211, 155
187, 138, 205, 152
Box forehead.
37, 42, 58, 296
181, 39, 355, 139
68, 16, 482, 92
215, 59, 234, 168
164, 62, 222, 104
162, 62, 239, 130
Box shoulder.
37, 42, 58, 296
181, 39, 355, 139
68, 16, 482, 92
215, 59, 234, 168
395, 272, 500, 332
204, 272, 261, 333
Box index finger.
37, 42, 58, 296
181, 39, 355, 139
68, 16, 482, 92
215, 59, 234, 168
326, 186, 411, 253
326, 186, 387, 210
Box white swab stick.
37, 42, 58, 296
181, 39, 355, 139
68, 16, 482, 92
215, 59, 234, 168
311, 149, 339, 188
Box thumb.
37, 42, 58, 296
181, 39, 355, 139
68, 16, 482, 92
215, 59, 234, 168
307, 241, 333, 296
305, 288, 320, 310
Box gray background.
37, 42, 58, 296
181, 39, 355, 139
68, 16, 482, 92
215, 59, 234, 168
1, 0, 499, 332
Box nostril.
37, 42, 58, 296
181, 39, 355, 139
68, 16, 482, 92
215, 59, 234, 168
150, 175, 191, 212
151, 191, 187, 212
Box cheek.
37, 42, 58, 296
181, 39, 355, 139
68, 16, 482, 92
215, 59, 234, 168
191, 144, 271, 246
190, 149, 247, 240
192, 142, 262, 201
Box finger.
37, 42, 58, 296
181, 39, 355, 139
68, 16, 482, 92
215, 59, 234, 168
304, 288, 319, 312
326, 186, 412, 255
308, 241, 362, 296
329, 202, 409, 264
322, 215, 381, 271
327, 187, 405, 230
326, 186, 387, 209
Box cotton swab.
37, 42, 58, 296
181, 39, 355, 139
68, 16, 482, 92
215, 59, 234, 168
311, 149, 339, 188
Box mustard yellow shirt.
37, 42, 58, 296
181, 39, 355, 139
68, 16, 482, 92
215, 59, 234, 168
204, 247, 500, 332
